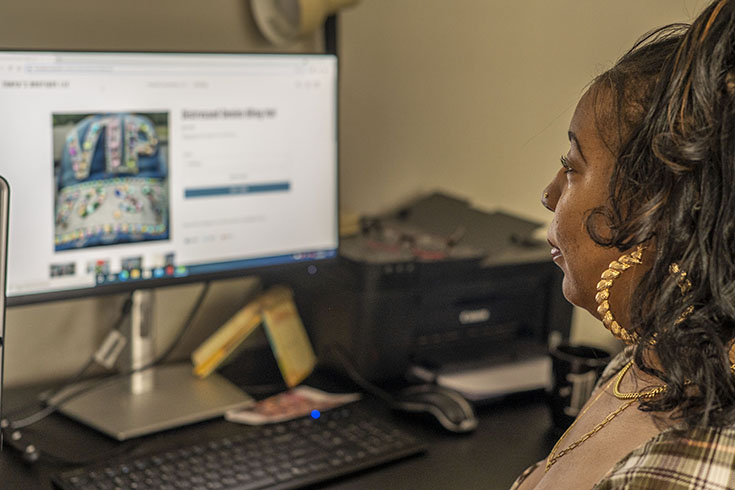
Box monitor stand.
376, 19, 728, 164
56, 289, 255, 441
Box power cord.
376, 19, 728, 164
2, 293, 135, 427
0, 293, 134, 463
325, 343, 395, 404
1, 282, 212, 465
154, 281, 210, 364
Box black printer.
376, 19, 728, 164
298, 193, 573, 399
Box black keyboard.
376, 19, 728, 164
52, 404, 426, 490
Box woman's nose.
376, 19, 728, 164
541, 188, 553, 212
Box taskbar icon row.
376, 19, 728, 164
96, 265, 188, 285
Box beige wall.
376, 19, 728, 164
338, 0, 702, 355
0, 0, 704, 386
0, 0, 317, 52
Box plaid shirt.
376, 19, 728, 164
511, 349, 735, 489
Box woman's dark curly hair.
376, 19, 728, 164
588, 0, 735, 427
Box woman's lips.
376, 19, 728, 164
549, 244, 563, 262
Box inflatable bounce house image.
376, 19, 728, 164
53, 113, 169, 251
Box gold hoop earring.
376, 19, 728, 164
595, 245, 644, 344
668, 263, 694, 324
668, 263, 692, 295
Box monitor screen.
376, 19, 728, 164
0, 51, 338, 305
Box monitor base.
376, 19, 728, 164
56, 362, 254, 440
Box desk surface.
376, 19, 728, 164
0, 385, 556, 490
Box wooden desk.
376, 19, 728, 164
0, 385, 556, 490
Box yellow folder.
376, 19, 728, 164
191, 286, 316, 387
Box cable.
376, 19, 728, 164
155, 281, 210, 363
1, 282, 213, 466
4, 282, 210, 431
2, 294, 134, 425
1, 416, 143, 466
326, 343, 394, 404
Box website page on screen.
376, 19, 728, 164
0, 52, 338, 298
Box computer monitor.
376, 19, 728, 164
0, 50, 338, 439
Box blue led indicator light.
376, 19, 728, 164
311, 410, 321, 419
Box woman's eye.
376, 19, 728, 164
560, 155, 574, 174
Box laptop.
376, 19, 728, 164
0, 176, 9, 442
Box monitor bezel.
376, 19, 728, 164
0, 48, 340, 307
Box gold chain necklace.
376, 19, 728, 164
613, 360, 667, 400
545, 360, 666, 472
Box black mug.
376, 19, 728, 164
548, 343, 612, 431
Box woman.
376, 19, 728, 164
513, 1, 735, 488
